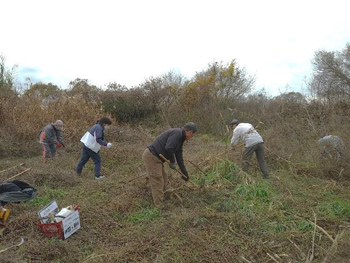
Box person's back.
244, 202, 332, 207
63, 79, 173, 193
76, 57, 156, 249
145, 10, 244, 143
148, 128, 184, 163
230, 119, 269, 179
231, 123, 263, 147
318, 135, 344, 159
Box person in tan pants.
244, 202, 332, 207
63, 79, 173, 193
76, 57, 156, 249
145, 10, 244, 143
142, 122, 198, 208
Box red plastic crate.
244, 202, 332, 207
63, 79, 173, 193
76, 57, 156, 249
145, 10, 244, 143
37, 221, 64, 239
37, 205, 80, 240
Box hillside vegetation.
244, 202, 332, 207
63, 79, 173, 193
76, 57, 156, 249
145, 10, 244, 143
1, 44, 350, 262
1, 128, 350, 263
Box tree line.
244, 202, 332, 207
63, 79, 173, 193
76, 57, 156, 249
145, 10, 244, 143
1, 44, 350, 179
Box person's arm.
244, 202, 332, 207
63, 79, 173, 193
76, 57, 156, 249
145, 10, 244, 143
56, 130, 64, 146
175, 149, 188, 178
94, 126, 108, 147
230, 129, 241, 147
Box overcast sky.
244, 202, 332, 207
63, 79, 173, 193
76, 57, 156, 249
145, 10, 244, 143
2, 0, 350, 96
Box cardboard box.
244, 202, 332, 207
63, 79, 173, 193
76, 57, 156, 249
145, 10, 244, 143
37, 200, 81, 240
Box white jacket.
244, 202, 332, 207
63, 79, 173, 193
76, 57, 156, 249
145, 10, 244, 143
318, 135, 344, 150
231, 123, 263, 148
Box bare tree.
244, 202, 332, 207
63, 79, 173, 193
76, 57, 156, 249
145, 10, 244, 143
309, 43, 350, 102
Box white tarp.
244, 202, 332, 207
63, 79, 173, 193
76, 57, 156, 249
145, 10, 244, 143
80, 131, 101, 153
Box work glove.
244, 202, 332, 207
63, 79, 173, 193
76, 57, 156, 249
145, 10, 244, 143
169, 162, 176, 169
61, 142, 65, 148
56, 142, 61, 148
107, 143, 112, 148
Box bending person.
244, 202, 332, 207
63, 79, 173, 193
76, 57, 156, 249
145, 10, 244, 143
142, 122, 198, 208
230, 119, 269, 179
39, 120, 65, 163
318, 135, 345, 160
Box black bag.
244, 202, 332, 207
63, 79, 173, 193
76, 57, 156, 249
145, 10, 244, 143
0, 180, 37, 205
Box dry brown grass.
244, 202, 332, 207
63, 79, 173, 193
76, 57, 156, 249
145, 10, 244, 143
0, 96, 106, 157
1, 92, 350, 262
1, 125, 350, 262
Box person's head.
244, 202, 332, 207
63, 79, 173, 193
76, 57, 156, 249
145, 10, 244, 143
230, 119, 240, 130
184, 122, 198, 140
53, 120, 64, 131
99, 117, 112, 127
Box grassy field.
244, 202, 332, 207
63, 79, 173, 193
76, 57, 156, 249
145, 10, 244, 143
0, 128, 350, 263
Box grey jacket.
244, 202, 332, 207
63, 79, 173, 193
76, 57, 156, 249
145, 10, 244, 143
39, 124, 64, 144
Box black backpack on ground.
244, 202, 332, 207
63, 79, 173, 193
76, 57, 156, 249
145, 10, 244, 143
0, 180, 37, 205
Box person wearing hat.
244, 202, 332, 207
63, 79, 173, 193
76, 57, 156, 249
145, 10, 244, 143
39, 120, 65, 163
142, 122, 198, 208
230, 119, 269, 178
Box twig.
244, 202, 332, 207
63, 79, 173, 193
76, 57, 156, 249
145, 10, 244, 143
338, 168, 344, 178
82, 252, 121, 263
305, 211, 317, 263
227, 222, 243, 241
216, 230, 228, 243
165, 184, 186, 193
173, 193, 183, 203
0, 237, 24, 254
4, 168, 32, 183
267, 252, 280, 263
127, 174, 144, 183
288, 238, 306, 259
321, 230, 345, 263
0, 163, 25, 174
287, 212, 334, 243
240, 256, 252, 263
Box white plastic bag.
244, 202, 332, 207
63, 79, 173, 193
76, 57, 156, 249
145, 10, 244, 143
80, 131, 101, 153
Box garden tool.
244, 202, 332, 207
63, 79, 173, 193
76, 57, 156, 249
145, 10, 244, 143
159, 154, 188, 181
159, 154, 199, 188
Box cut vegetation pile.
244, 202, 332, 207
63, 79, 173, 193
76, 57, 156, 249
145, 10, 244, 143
1, 128, 350, 263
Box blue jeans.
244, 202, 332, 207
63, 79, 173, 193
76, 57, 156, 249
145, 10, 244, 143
76, 145, 102, 177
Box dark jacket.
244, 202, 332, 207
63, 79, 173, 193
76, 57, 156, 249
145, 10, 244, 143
88, 121, 108, 147
147, 128, 188, 176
